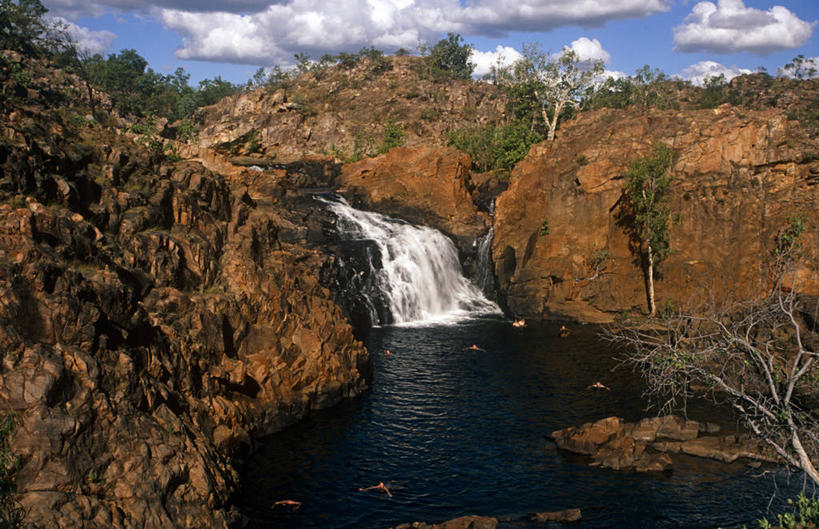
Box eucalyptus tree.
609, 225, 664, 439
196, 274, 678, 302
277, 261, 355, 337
618, 143, 675, 317
512, 44, 604, 141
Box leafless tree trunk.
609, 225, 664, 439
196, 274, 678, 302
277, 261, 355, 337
646, 243, 656, 317
606, 250, 819, 485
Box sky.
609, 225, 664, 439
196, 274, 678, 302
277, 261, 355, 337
43, 0, 819, 87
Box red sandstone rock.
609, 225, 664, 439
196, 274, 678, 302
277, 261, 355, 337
530, 508, 582, 523
339, 145, 488, 242
493, 107, 819, 321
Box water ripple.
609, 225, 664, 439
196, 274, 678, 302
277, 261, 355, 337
240, 320, 802, 528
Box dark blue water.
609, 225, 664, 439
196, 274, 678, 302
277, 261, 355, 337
239, 319, 803, 528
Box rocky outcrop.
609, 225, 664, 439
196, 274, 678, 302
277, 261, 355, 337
393, 510, 583, 528
0, 53, 369, 528
529, 509, 582, 523
493, 106, 819, 321
393, 516, 498, 529
195, 55, 508, 162
339, 146, 488, 244
550, 415, 777, 472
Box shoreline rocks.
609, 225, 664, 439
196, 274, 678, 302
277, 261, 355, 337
550, 415, 777, 472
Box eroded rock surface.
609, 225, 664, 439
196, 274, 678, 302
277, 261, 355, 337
493, 106, 819, 321
0, 53, 369, 528
551, 415, 776, 472
339, 145, 488, 244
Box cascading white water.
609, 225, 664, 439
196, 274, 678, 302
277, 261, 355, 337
475, 227, 495, 297
320, 197, 501, 326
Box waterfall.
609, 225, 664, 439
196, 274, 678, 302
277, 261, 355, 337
320, 196, 501, 326
475, 227, 495, 298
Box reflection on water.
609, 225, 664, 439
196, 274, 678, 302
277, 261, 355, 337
239, 319, 802, 528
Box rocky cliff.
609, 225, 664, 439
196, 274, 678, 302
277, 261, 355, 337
0, 52, 369, 528
493, 105, 819, 321
194, 55, 508, 162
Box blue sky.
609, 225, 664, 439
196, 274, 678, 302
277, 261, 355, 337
45, 0, 819, 86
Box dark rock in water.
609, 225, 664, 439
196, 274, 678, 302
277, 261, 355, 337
550, 415, 777, 473
530, 508, 582, 523
393, 515, 498, 529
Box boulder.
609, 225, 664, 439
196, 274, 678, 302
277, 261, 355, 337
530, 508, 582, 523
394, 515, 498, 529
551, 415, 774, 472
339, 146, 488, 245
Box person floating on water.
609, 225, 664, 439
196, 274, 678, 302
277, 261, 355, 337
385, 349, 392, 355
559, 325, 570, 338
466, 344, 484, 352
512, 319, 526, 328
272, 499, 302, 510
588, 381, 611, 391
359, 482, 393, 497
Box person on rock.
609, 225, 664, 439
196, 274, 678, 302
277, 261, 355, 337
359, 482, 393, 497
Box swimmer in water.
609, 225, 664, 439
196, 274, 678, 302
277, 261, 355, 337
466, 344, 484, 351
359, 482, 392, 497
272, 500, 302, 510
512, 319, 526, 328
588, 381, 611, 391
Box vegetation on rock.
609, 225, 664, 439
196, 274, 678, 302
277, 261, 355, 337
609, 218, 819, 486
617, 143, 675, 317
0, 415, 24, 529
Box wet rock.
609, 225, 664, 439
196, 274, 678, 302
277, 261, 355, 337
393, 515, 498, 529
0, 57, 371, 529
530, 508, 582, 523
551, 415, 776, 472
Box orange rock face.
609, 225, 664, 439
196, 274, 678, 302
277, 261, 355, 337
339, 146, 489, 243
493, 106, 819, 321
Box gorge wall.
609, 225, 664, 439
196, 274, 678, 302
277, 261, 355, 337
3, 47, 819, 529
0, 52, 369, 528
493, 106, 819, 321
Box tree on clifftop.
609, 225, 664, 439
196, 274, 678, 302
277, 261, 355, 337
428, 33, 475, 80
512, 44, 603, 141
0, 0, 67, 57
617, 143, 674, 317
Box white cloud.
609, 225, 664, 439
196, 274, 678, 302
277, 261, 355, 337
673, 0, 816, 54
471, 45, 522, 78
46, 0, 673, 65
679, 60, 752, 85
566, 37, 611, 64
43, 0, 275, 18
159, 1, 463, 65
50, 17, 116, 55
601, 69, 628, 80
459, 0, 670, 33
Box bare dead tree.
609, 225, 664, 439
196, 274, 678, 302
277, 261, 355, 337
607, 215, 819, 485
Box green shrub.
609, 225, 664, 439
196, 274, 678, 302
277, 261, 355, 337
540, 219, 550, 236
0, 414, 25, 528
379, 119, 405, 154
446, 121, 543, 172
757, 494, 819, 529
